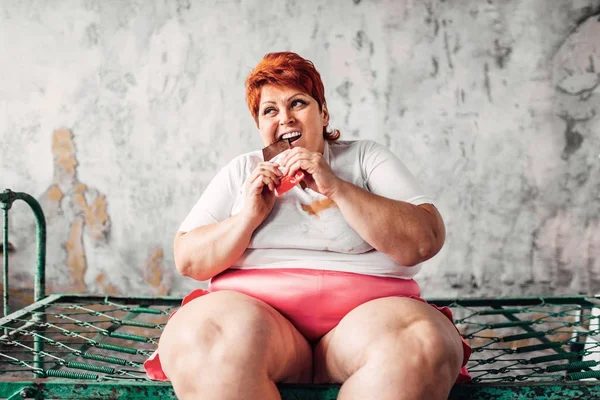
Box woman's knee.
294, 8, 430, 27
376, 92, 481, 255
318, 298, 463, 383
386, 320, 463, 377
339, 321, 459, 400
158, 290, 309, 381
161, 292, 270, 360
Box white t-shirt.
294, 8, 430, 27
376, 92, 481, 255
179, 140, 435, 279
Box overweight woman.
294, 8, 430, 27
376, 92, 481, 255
145, 51, 471, 400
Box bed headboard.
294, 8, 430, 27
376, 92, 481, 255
0, 189, 46, 317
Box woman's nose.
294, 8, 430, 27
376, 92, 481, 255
279, 110, 295, 125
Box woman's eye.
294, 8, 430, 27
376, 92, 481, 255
263, 107, 276, 115
291, 99, 307, 107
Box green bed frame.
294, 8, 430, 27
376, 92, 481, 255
2, 188, 600, 399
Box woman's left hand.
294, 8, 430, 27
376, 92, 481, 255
280, 147, 341, 197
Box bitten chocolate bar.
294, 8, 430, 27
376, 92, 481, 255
261, 139, 307, 193
262, 139, 291, 161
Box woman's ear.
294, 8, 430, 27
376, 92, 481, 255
322, 104, 330, 126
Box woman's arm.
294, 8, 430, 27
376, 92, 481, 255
280, 144, 445, 266
174, 213, 261, 281
174, 160, 282, 281
328, 181, 445, 266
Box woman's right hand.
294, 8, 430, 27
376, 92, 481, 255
240, 161, 282, 227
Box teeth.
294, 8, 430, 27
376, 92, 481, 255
281, 132, 301, 140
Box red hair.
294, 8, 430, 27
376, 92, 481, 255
245, 52, 340, 141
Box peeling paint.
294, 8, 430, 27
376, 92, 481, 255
46, 185, 63, 204
73, 189, 110, 242
95, 272, 119, 295
85, 195, 110, 240
0, 287, 33, 314
46, 129, 112, 293
143, 247, 171, 296
52, 130, 78, 178
65, 217, 87, 291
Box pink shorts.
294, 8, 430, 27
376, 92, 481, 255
144, 268, 471, 383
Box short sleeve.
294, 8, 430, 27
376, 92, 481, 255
361, 140, 434, 206
178, 158, 243, 232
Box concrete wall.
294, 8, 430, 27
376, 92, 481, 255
1, 0, 599, 304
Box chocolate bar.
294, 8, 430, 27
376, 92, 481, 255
261, 139, 307, 191
262, 139, 291, 161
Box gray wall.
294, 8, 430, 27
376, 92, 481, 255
1, 0, 599, 302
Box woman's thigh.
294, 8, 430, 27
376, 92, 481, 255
158, 290, 313, 384
313, 296, 464, 385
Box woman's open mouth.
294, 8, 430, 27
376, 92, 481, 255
280, 131, 302, 144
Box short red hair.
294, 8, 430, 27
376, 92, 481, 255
245, 52, 340, 141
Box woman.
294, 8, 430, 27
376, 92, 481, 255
145, 52, 471, 400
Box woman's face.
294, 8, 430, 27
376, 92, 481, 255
257, 85, 329, 153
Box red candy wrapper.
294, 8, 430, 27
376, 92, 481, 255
262, 140, 306, 196
275, 170, 305, 196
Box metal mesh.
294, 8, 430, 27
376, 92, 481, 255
2, 295, 600, 385
452, 297, 600, 383
0, 295, 177, 382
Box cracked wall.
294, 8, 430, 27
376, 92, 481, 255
0, 0, 598, 300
